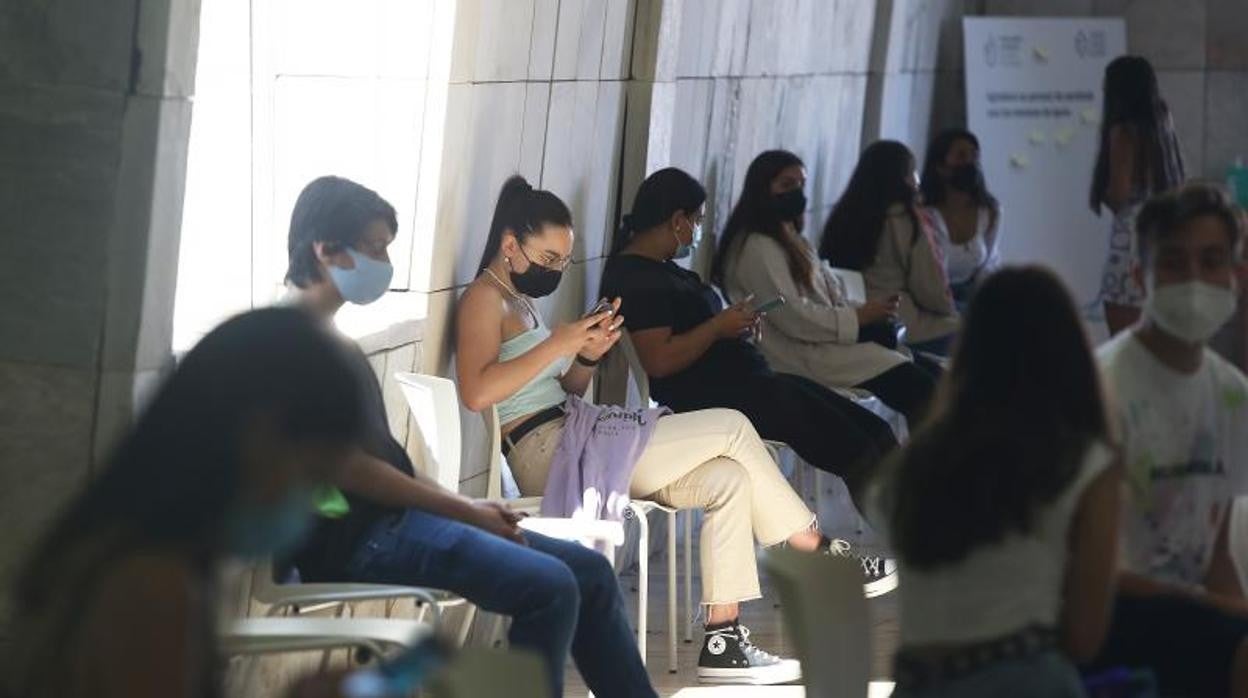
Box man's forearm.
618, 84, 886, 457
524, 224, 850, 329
337, 452, 479, 525
1119, 571, 1248, 618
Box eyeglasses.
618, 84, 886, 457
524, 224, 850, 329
519, 244, 573, 271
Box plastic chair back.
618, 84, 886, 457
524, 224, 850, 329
828, 266, 867, 305
395, 372, 463, 492
618, 332, 654, 407
763, 547, 870, 698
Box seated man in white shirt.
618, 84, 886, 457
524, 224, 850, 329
1091, 182, 1248, 697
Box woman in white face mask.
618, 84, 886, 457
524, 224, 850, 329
1091, 183, 1248, 698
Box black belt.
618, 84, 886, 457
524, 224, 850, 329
894, 625, 1058, 690
501, 405, 566, 457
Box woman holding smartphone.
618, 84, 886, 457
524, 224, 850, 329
456, 175, 853, 686
600, 168, 901, 564
714, 150, 937, 425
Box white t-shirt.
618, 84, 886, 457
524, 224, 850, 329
1098, 332, 1248, 587
878, 442, 1114, 646
925, 206, 1001, 286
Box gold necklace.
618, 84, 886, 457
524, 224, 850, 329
484, 268, 538, 322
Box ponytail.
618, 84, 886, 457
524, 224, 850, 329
477, 175, 574, 274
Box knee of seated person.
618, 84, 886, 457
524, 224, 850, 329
697, 458, 751, 509
708, 408, 762, 439
523, 557, 582, 611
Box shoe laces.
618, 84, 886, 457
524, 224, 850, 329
823, 537, 853, 556
736, 625, 783, 665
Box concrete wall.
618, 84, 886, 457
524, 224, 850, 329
0, 0, 201, 629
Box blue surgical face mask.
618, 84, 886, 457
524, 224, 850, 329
328, 248, 393, 305
672, 221, 703, 260
222, 487, 315, 559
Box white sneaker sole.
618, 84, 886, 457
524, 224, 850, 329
698, 660, 802, 685
864, 570, 899, 598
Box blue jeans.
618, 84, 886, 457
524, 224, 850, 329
892, 651, 1085, 698
344, 508, 655, 698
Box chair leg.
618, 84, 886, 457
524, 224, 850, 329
667, 510, 678, 674
632, 504, 650, 665
456, 604, 477, 648
684, 511, 694, 643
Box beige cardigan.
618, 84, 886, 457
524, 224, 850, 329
724, 233, 909, 388
863, 205, 960, 343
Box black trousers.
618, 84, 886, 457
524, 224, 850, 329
855, 361, 938, 426
663, 372, 898, 506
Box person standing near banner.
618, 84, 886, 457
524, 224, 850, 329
1090, 55, 1186, 336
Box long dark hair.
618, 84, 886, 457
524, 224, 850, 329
1089, 55, 1186, 212
880, 267, 1111, 569
17, 308, 364, 603
819, 140, 920, 270
286, 176, 398, 288
920, 129, 999, 211
712, 150, 815, 294
610, 167, 706, 255
477, 175, 574, 273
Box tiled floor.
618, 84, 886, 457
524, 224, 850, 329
564, 562, 899, 696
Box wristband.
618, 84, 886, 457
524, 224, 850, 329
576, 354, 600, 367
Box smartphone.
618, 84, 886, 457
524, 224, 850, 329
752, 295, 786, 314
585, 298, 614, 319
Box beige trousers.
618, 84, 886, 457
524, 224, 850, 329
507, 408, 815, 604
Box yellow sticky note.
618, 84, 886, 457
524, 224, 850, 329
1081, 108, 1100, 125
1029, 130, 1047, 145
1033, 46, 1050, 61
1010, 154, 1029, 169
1054, 128, 1074, 147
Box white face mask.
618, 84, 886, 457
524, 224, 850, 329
1144, 277, 1238, 344
328, 248, 393, 305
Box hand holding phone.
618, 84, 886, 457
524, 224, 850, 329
752, 295, 786, 314
585, 297, 614, 319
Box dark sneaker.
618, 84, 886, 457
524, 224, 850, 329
822, 537, 899, 598
697, 622, 802, 685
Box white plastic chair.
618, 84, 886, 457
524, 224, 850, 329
251, 557, 446, 625
395, 372, 465, 492
397, 372, 676, 670
827, 265, 867, 304
220, 616, 432, 658
763, 547, 872, 698
482, 398, 682, 673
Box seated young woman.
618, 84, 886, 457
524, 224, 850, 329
12, 308, 371, 698
599, 167, 900, 584
456, 175, 854, 685
713, 149, 937, 425
820, 140, 960, 356
872, 267, 1121, 697
919, 129, 1004, 312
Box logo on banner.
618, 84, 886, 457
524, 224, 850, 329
984, 34, 1023, 68
1075, 29, 1107, 58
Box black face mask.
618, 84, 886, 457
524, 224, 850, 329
772, 188, 807, 221
949, 163, 983, 193
510, 249, 563, 298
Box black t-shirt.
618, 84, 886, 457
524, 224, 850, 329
600, 254, 770, 406
292, 345, 412, 582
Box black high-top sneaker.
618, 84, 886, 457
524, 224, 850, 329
822, 536, 899, 598
696, 621, 802, 685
